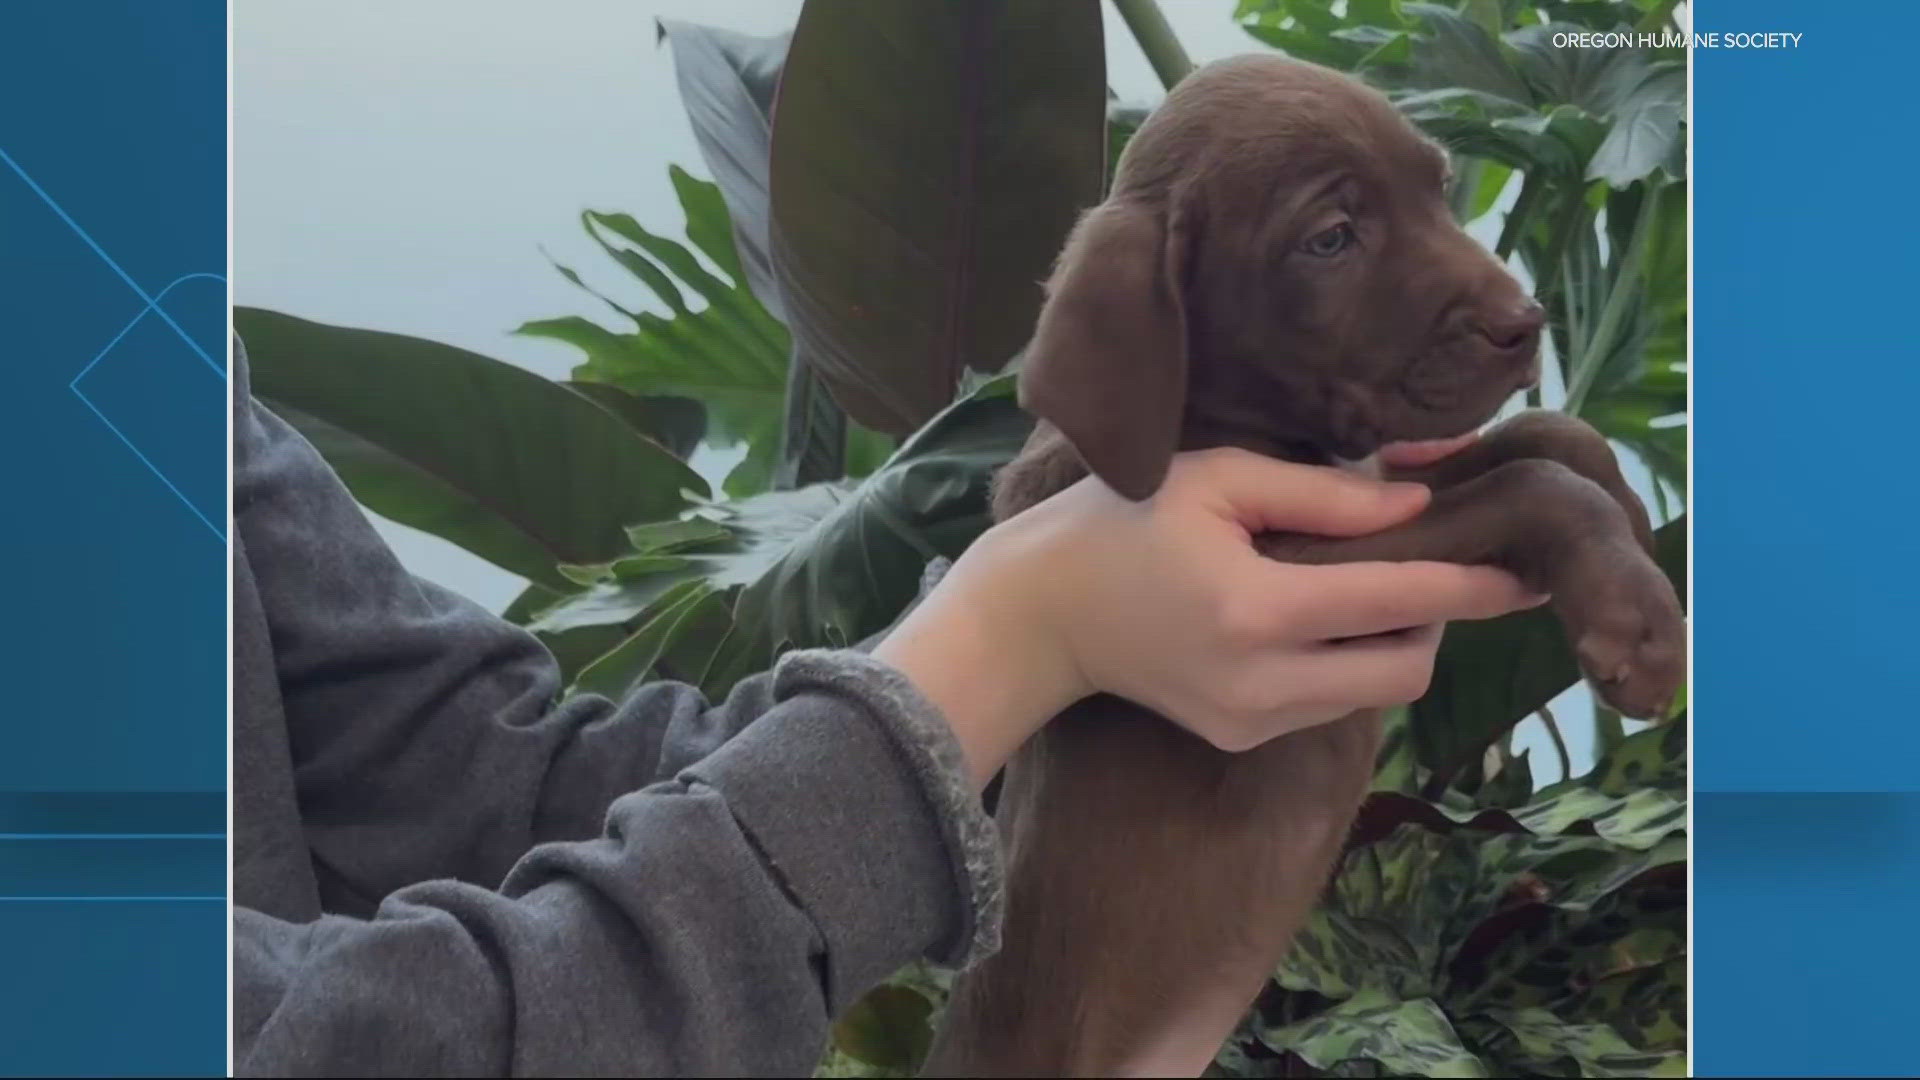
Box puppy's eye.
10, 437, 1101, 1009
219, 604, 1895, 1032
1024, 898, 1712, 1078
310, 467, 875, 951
1302, 223, 1355, 258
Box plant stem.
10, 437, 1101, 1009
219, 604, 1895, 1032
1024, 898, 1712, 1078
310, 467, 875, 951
1531, 182, 1592, 301
1565, 181, 1660, 415
1112, 0, 1193, 91
1537, 704, 1572, 782
1495, 169, 1545, 262
1594, 703, 1626, 753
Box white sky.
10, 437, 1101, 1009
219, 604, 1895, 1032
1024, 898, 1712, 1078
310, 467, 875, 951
235, 0, 1651, 777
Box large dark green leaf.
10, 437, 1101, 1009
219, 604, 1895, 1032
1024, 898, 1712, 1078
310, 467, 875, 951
564, 380, 707, 460
237, 308, 706, 591
768, 0, 1107, 435
656, 19, 789, 319
1410, 516, 1686, 788
656, 20, 875, 492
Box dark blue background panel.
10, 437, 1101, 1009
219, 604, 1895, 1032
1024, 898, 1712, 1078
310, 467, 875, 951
1, 1, 226, 1074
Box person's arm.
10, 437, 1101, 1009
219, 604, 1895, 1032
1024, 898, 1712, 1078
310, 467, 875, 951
233, 339, 1002, 1074
236, 360, 782, 904
234, 645, 994, 1076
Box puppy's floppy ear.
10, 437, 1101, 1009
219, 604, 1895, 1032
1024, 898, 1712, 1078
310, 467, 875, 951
1018, 198, 1191, 501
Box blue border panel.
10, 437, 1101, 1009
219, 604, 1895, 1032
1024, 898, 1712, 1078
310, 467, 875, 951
0, 2, 226, 1074
1695, 1, 1920, 1076
1693, 4, 1920, 796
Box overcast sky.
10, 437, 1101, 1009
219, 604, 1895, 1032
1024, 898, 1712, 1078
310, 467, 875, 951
235, 0, 1655, 777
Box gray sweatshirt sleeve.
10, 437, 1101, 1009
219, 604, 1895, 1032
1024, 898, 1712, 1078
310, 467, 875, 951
231, 343, 1002, 1075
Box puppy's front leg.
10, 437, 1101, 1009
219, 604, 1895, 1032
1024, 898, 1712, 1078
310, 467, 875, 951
1388, 410, 1656, 555
1262, 456, 1684, 718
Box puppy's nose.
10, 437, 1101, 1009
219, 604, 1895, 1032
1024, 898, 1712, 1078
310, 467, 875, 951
1478, 300, 1546, 350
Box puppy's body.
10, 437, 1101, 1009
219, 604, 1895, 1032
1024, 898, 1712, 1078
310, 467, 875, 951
922, 55, 1682, 1078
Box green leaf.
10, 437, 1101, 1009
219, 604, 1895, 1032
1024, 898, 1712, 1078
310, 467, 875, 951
1553, 955, 1686, 1052
653, 22, 868, 494
525, 564, 702, 636
1360, 782, 1682, 851
531, 376, 1033, 698
1451, 838, 1685, 1017
1284, 824, 1675, 997
656, 21, 789, 318
776, 357, 849, 489
1546, 720, 1686, 798
1257, 990, 1490, 1078
1399, 3, 1533, 107
1279, 828, 1463, 1001
669, 165, 750, 301
1469, 1008, 1682, 1077
1371, 705, 1423, 795
844, 422, 896, 480
500, 581, 630, 683
571, 580, 716, 698
564, 380, 707, 460
237, 308, 706, 591
1349, 0, 1406, 27
1461, 158, 1513, 222
1409, 516, 1686, 786
1506, 22, 1651, 117
1536, 2, 1653, 31
1473, 746, 1535, 810
1587, 64, 1685, 187
768, 0, 1107, 434
624, 516, 735, 554
521, 169, 794, 497
831, 984, 935, 1074
1461, 0, 1504, 35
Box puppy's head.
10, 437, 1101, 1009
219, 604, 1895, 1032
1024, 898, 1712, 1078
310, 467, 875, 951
1021, 54, 1544, 500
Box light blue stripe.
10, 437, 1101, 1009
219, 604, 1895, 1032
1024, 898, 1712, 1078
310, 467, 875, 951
0, 145, 226, 377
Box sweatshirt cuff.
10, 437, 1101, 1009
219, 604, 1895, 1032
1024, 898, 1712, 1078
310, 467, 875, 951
681, 647, 1003, 1008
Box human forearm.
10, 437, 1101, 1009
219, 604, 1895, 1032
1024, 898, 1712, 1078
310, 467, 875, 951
236, 667, 1001, 1075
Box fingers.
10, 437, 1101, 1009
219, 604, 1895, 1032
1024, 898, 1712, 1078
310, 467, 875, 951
1286, 626, 1448, 711
1237, 560, 1542, 642
1172, 448, 1432, 538
1198, 627, 1448, 750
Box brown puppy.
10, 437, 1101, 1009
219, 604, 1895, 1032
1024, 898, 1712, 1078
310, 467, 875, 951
920, 55, 1683, 1077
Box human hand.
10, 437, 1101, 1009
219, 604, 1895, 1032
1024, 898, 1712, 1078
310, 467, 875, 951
875, 447, 1541, 788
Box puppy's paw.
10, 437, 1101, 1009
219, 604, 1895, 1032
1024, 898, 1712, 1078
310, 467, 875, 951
1562, 549, 1686, 720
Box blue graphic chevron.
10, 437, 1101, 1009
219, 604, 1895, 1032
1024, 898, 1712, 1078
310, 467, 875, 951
0, 146, 225, 539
